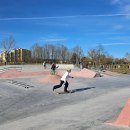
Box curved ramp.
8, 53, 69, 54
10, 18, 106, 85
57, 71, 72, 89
108, 98, 130, 127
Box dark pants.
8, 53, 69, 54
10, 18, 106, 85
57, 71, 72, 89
53, 80, 69, 92
51, 69, 56, 75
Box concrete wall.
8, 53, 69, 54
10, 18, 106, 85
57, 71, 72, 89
56, 64, 75, 69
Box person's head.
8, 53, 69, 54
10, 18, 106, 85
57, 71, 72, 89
67, 69, 71, 73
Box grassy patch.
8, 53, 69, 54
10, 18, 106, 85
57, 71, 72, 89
109, 68, 130, 74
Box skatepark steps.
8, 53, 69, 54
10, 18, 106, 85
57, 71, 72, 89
7, 79, 34, 89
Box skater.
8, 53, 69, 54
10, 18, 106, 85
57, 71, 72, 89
53, 69, 74, 93
4, 61, 7, 65
51, 62, 56, 75
43, 61, 46, 69
79, 62, 83, 70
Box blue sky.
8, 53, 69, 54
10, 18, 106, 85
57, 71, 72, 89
0, 0, 130, 58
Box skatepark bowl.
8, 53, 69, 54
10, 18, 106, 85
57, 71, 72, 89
0, 64, 130, 130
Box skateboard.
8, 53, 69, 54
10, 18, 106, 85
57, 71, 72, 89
56, 90, 72, 94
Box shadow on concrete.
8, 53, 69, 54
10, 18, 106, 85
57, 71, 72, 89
71, 87, 95, 93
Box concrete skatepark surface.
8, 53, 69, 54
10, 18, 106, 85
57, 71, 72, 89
0, 64, 130, 130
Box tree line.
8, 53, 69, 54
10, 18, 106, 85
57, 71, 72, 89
31, 43, 83, 64
0, 35, 130, 68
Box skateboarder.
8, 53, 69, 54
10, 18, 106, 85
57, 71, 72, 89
51, 62, 56, 75
43, 61, 46, 69
53, 69, 74, 93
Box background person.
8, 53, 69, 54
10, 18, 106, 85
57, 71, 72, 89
51, 62, 56, 75
43, 61, 46, 69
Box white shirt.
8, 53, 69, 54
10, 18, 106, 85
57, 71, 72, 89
60, 72, 71, 82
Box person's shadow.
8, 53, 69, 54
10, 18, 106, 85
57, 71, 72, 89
71, 87, 95, 93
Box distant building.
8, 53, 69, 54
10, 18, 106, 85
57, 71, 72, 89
0, 51, 8, 63
0, 48, 31, 63
0, 53, 3, 63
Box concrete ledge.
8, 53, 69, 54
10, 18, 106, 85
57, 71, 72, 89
56, 64, 75, 69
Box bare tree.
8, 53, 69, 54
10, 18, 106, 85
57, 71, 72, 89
1, 35, 15, 52
43, 44, 50, 60
48, 44, 56, 60
31, 43, 43, 63
0, 35, 15, 63
72, 45, 83, 66
31, 43, 82, 64
88, 48, 97, 67
60, 45, 68, 63
42, 43, 69, 63
125, 52, 130, 61
87, 45, 107, 68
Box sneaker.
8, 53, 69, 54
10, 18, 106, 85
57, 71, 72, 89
64, 90, 70, 93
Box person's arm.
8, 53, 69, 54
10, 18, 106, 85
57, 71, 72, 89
68, 74, 74, 78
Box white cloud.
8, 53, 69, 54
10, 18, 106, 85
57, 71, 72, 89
124, 5, 130, 13
111, 0, 130, 19
112, 24, 124, 30
111, 0, 120, 4
35, 21, 70, 27
37, 37, 67, 43
1, 13, 130, 21
111, 0, 129, 5
99, 43, 130, 46
123, 5, 130, 19
43, 38, 67, 42
0, 32, 11, 35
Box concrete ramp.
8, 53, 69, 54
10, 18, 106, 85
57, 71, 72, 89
108, 98, 130, 127
71, 68, 97, 78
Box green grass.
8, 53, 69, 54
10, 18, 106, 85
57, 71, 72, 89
109, 68, 130, 74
